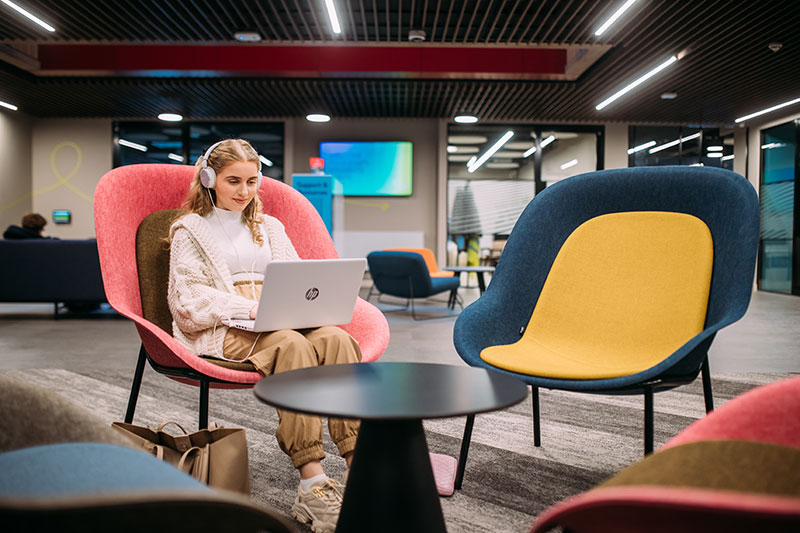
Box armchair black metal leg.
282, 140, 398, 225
407, 276, 421, 320
365, 284, 375, 302
448, 288, 458, 309
532, 386, 541, 447
124, 344, 148, 424
644, 386, 654, 455
701, 355, 714, 413
199, 379, 210, 430
454, 414, 475, 490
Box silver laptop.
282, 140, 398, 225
222, 258, 367, 332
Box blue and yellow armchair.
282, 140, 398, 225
452, 166, 759, 488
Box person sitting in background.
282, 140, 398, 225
3, 213, 56, 240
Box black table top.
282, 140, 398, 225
253, 362, 527, 420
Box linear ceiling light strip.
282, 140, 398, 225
467, 131, 515, 173
596, 56, 678, 111
648, 132, 701, 154
1, 0, 55, 32
594, 0, 638, 36
734, 96, 800, 123
324, 0, 342, 34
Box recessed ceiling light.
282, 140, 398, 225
447, 135, 488, 144
706, 146, 723, 152
523, 146, 537, 158
447, 145, 458, 153
560, 159, 578, 170
493, 150, 525, 158
1, 0, 56, 32
234, 31, 262, 42
707, 152, 723, 159
454, 114, 479, 124
118, 138, 147, 152
158, 113, 183, 122
306, 113, 331, 123
0, 99, 18, 111
660, 92, 678, 100
735, 96, 800, 123
596, 56, 678, 110
594, 0, 638, 36
540, 135, 556, 148
721, 154, 734, 161
448, 155, 475, 162
168, 153, 184, 162
486, 162, 520, 169
259, 155, 274, 167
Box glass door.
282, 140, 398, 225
758, 120, 798, 294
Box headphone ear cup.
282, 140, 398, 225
256, 172, 263, 189
200, 167, 216, 189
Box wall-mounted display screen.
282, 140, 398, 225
52, 210, 71, 224
319, 141, 413, 196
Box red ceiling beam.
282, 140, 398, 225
36, 44, 570, 80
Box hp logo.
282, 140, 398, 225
305, 287, 319, 301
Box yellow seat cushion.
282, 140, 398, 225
480, 212, 713, 379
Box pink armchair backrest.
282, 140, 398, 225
94, 164, 388, 378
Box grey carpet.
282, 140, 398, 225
0, 367, 789, 533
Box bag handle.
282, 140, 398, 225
157, 421, 188, 434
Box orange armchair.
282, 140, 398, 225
385, 247, 454, 278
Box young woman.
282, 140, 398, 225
168, 138, 360, 532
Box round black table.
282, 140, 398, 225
253, 362, 527, 533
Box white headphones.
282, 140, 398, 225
199, 141, 263, 189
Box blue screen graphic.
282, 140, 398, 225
319, 141, 413, 196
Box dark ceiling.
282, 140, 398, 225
1, 0, 798, 124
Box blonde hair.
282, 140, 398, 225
182, 138, 265, 246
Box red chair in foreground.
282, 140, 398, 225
94, 164, 389, 429
531, 376, 800, 533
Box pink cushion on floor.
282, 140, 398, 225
430, 452, 457, 497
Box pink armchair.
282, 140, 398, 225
94, 164, 389, 429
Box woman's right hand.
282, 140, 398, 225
249, 304, 258, 319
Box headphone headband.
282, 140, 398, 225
199, 140, 262, 189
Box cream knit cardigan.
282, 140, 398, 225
167, 212, 300, 357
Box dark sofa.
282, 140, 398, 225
0, 239, 107, 317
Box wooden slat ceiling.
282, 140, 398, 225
1, 0, 798, 124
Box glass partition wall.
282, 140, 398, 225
758, 119, 799, 295
113, 122, 285, 181
627, 125, 734, 169
446, 124, 603, 274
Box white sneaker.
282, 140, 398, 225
291, 477, 344, 533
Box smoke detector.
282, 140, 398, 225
408, 29, 426, 42
234, 31, 262, 42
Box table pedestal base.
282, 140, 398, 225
337, 419, 446, 533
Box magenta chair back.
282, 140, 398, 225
94, 164, 389, 428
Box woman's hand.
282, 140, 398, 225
249, 304, 258, 320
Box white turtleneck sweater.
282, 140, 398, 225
167, 211, 300, 357
203, 207, 272, 284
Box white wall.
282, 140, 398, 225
0, 110, 32, 234
604, 123, 628, 169
31, 119, 112, 238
